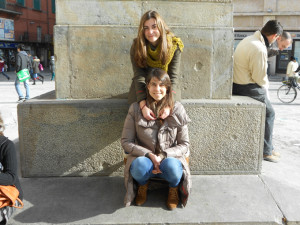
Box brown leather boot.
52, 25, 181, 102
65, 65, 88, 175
135, 183, 149, 206
167, 186, 179, 210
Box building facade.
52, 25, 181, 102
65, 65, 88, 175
0, 0, 55, 71
233, 0, 300, 75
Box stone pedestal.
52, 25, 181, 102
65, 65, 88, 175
54, 0, 233, 99
18, 0, 266, 177
18, 97, 264, 177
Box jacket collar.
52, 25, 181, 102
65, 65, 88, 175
261, 33, 270, 48
254, 30, 268, 48
0, 136, 7, 146
136, 102, 189, 128
19, 51, 28, 56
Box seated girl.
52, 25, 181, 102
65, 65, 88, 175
122, 68, 191, 210
0, 114, 23, 224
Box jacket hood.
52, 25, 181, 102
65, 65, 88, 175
19, 51, 28, 56
33, 58, 40, 62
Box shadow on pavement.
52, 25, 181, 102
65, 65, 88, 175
13, 176, 125, 224
31, 90, 56, 100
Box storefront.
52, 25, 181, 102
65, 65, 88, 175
0, 42, 18, 71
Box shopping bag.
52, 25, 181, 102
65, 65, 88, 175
16, 69, 30, 82
38, 63, 44, 71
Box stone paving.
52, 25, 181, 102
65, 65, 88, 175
0, 73, 300, 224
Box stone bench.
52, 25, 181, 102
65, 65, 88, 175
18, 96, 265, 177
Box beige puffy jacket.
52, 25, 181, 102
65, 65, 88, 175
121, 101, 192, 207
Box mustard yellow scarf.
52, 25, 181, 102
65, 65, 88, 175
146, 36, 184, 71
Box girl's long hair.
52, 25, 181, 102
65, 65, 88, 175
134, 10, 173, 68
0, 114, 4, 136
146, 68, 174, 117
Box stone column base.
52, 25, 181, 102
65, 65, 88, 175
18, 96, 265, 177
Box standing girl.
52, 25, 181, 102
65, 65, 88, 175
128, 10, 184, 121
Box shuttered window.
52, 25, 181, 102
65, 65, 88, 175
51, 0, 55, 13
17, 0, 25, 7
33, 0, 40, 10
0, 1, 5, 9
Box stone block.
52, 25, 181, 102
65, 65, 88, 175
18, 96, 264, 177
54, 25, 233, 99
186, 97, 265, 174
54, 25, 135, 100
18, 100, 128, 177
56, 0, 232, 27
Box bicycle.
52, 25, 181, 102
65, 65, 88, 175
277, 77, 300, 103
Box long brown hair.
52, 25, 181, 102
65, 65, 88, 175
134, 10, 173, 68
0, 114, 4, 136
146, 68, 174, 117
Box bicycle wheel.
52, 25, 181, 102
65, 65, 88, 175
277, 84, 297, 103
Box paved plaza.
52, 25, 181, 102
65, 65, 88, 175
0, 72, 300, 224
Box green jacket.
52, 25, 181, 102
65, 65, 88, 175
128, 41, 182, 104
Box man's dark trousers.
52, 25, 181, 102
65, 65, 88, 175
232, 83, 275, 156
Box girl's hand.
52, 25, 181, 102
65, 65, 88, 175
140, 100, 156, 120
159, 106, 170, 119
148, 153, 162, 174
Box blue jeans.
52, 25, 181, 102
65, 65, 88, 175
15, 77, 30, 100
51, 72, 55, 80
130, 157, 183, 187
1, 72, 9, 79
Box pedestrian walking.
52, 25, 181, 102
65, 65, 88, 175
50, 55, 55, 81
15, 44, 31, 102
27, 53, 34, 80
32, 56, 44, 85
0, 58, 10, 80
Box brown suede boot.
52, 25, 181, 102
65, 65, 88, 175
135, 183, 149, 206
167, 186, 179, 210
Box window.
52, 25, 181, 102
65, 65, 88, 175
17, 0, 25, 7
37, 26, 41, 42
0, 0, 5, 9
51, 0, 55, 13
33, 0, 40, 10
294, 41, 300, 63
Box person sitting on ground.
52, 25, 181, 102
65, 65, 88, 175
286, 56, 299, 87
122, 68, 191, 210
0, 114, 23, 224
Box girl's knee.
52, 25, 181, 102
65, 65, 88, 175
130, 157, 152, 179
161, 158, 183, 179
